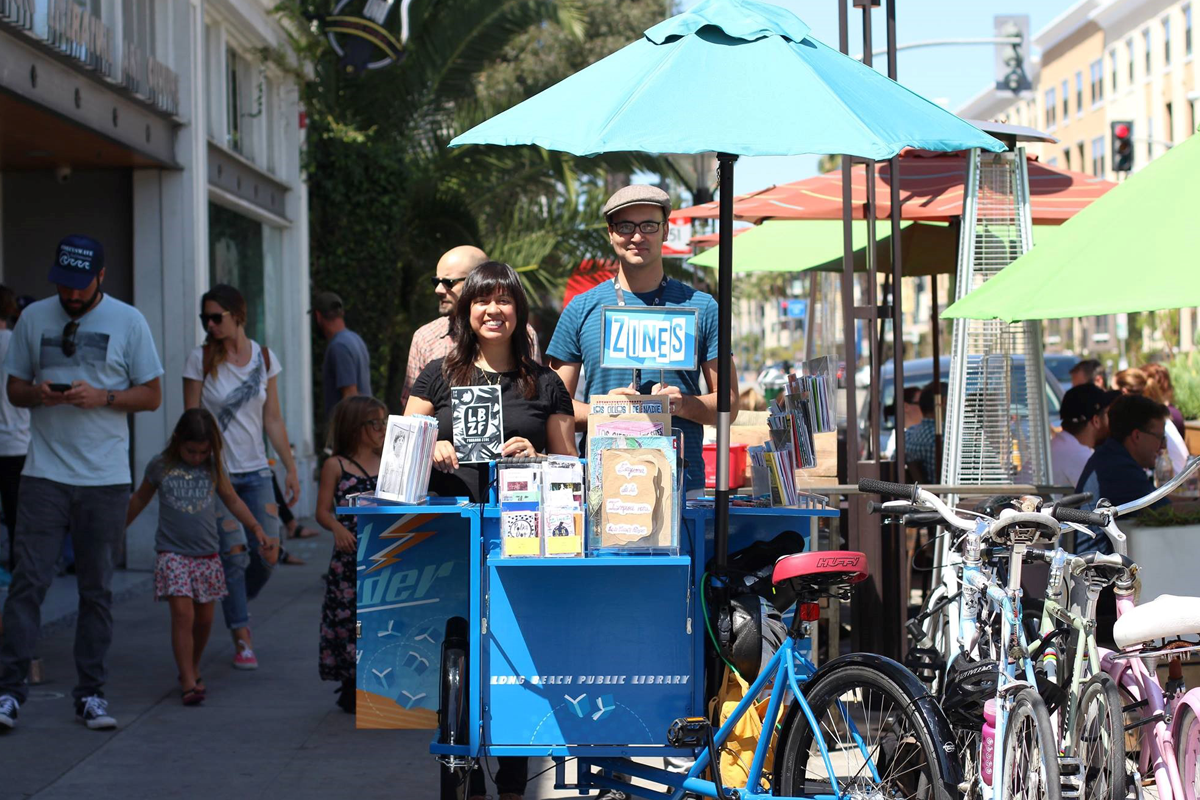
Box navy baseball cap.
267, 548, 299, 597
50, 235, 104, 290
1060, 384, 1120, 425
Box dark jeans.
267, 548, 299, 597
0, 454, 24, 570
469, 757, 528, 797
0, 477, 129, 703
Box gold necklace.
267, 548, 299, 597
477, 366, 502, 387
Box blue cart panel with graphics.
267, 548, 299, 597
351, 500, 479, 730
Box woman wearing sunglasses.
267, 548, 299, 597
182, 284, 299, 671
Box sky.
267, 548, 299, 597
674, 0, 1080, 196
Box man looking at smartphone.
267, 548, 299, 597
0, 235, 163, 732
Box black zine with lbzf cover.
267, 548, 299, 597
451, 385, 503, 464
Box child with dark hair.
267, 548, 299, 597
125, 408, 269, 705
314, 395, 387, 712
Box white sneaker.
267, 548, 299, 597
75, 695, 116, 730
0, 694, 18, 728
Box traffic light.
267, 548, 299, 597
1111, 121, 1134, 172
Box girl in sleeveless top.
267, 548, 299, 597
315, 395, 386, 712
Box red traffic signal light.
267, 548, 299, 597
1111, 120, 1134, 173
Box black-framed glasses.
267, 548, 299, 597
199, 311, 227, 326
611, 220, 662, 235
61, 320, 79, 357
1138, 427, 1167, 445
430, 277, 465, 290
362, 419, 387, 432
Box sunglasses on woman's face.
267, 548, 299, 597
362, 419, 387, 432
199, 312, 227, 326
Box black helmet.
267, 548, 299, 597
941, 656, 999, 729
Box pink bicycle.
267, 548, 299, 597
1090, 456, 1200, 800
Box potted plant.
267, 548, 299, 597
1125, 506, 1200, 602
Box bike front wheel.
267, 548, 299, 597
1001, 687, 1061, 800
1072, 673, 1127, 800
775, 661, 958, 800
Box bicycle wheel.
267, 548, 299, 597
1176, 705, 1200, 800
439, 617, 471, 800
1072, 673, 1127, 800
775, 661, 958, 800
1000, 687, 1061, 800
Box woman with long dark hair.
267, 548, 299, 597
183, 283, 300, 670
405, 261, 576, 503
404, 261, 574, 800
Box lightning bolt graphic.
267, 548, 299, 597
363, 514, 438, 574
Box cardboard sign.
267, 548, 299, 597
599, 448, 672, 548
600, 306, 698, 371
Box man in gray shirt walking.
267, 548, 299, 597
312, 291, 371, 420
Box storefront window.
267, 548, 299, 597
209, 202, 266, 346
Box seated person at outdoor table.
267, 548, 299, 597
1050, 383, 1118, 490
904, 381, 946, 484
546, 184, 738, 497
404, 260, 576, 504
1075, 394, 1199, 556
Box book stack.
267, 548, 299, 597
375, 415, 439, 503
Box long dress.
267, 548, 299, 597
319, 457, 376, 682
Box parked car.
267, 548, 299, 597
859, 355, 1064, 455
1042, 353, 1079, 392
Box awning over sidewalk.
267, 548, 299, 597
676, 150, 1115, 225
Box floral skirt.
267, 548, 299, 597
155, 551, 227, 603
319, 548, 357, 682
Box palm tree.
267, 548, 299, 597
269, 0, 683, 411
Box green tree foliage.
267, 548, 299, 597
268, 0, 681, 419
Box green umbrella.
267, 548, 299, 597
943, 131, 1200, 322
688, 219, 1057, 277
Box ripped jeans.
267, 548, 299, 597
218, 468, 281, 631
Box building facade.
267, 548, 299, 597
958, 0, 1199, 356
0, 0, 316, 568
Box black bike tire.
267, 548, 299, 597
1071, 672, 1127, 800
775, 663, 958, 800
1000, 687, 1062, 800
439, 617, 470, 800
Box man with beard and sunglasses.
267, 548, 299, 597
0, 235, 163, 732
401, 245, 542, 405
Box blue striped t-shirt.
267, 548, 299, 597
546, 277, 721, 491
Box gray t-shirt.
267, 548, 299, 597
146, 454, 219, 556
322, 328, 371, 420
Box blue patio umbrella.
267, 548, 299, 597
450, 0, 1004, 565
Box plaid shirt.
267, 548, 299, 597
401, 316, 542, 404
904, 418, 938, 482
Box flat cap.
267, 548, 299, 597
602, 184, 671, 219
311, 290, 344, 316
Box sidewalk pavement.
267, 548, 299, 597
0, 526, 611, 800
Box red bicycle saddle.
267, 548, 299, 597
772, 551, 869, 589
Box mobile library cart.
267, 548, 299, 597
348, 487, 840, 793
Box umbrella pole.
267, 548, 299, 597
715, 152, 737, 573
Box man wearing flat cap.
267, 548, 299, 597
547, 185, 739, 497
0, 234, 163, 731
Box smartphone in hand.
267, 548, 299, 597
48, 383, 72, 393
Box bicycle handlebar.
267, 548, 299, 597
858, 479, 920, 502
1113, 455, 1200, 516
1051, 506, 1111, 527
1053, 492, 1092, 509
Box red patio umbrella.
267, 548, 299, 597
676, 149, 1116, 225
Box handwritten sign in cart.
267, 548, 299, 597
600, 306, 698, 371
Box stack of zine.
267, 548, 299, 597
376, 415, 439, 503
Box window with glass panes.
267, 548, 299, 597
1062, 80, 1069, 118
1164, 16, 1172, 66
1186, 5, 1193, 57
1045, 87, 1057, 128
1128, 38, 1135, 82
1076, 71, 1084, 113
1109, 52, 1117, 94
1144, 28, 1152, 74
1090, 60, 1103, 104
1091, 136, 1105, 176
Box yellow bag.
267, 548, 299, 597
706, 665, 776, 791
